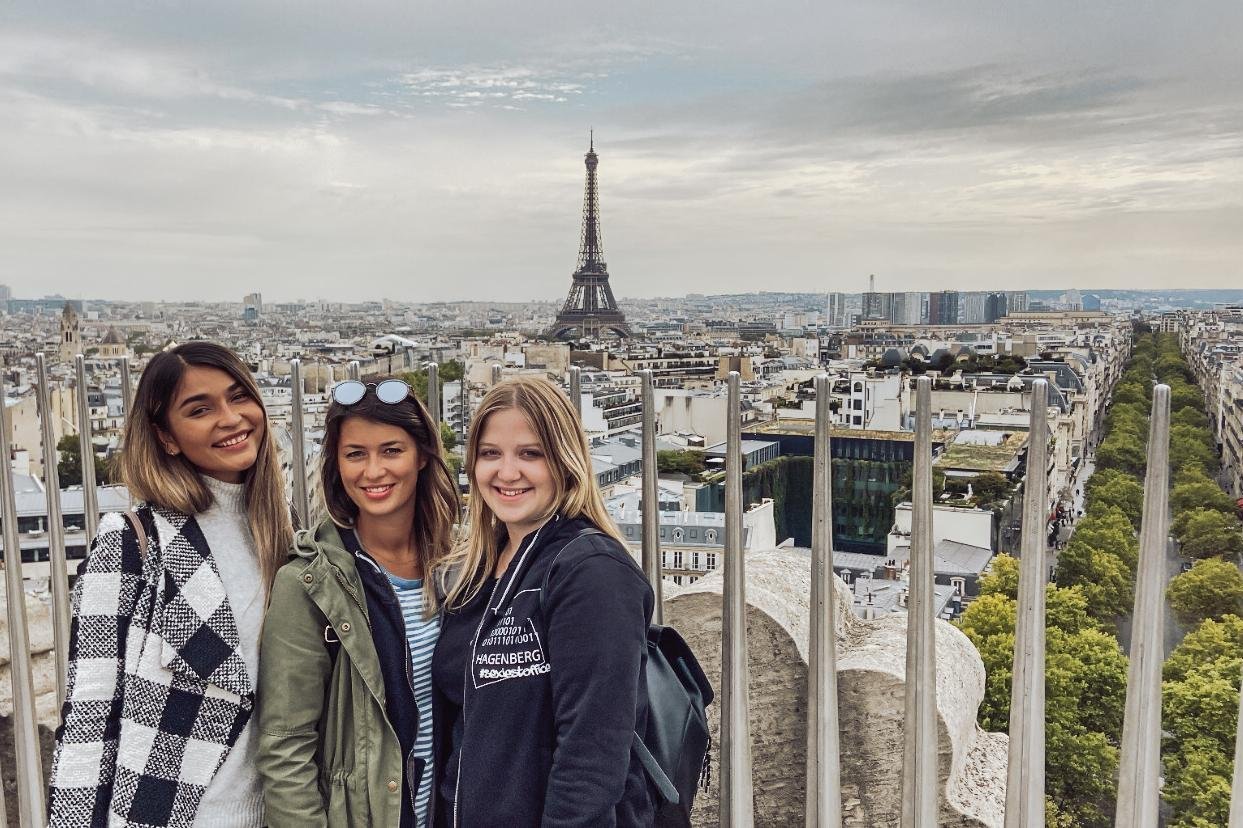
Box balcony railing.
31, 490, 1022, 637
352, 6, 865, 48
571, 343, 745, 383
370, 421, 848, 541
0, 356, 1227, 827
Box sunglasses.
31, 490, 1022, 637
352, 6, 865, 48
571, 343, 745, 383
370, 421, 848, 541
331, 379, 412, 406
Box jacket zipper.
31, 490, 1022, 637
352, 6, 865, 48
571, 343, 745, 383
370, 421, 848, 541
454, 521, 549, 828
380, 570, 425, 821
351, 547, 431, 824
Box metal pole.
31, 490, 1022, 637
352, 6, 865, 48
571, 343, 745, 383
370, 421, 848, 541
1005, 379, 1049, 828
289, 359, 310, 529
720, 370, 754, 827
902, 375, 937, 828
35, 353, 71, 707
1229, 660, 1243, 827
1115, 384, 1171, 828
1, 373, 49, 825
427, 362, 441, 429
75, 354, 100, 547
806, 374, 842, 826
570, 365, 582, 420
119, 354, 134, 417
491, 363, 503, 387
348, 360, 361, 381
639, 369, 664, 623
119, 355, 135, 509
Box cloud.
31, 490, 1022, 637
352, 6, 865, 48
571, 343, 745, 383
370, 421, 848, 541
397, 66, 587, 109
0, 1, 1240, 301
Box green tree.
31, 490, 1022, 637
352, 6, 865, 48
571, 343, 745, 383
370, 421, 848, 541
969, 471, 1011, 506
657, 450, 705, 475
979, 553, 1020, 598
1111, 382, 1149, 407
1156, 354, 1193, 384
1056, 540, 1133, 619
1162, 614, 1243, 825
1168, 559, 1243, 625
1180, 526, 1243, 562
56, 435, 110, 487
978, 556, 1098, 634
1104, 401, 1148, 435
1171, 434, 1219, 478
1170, 383, 1206, 415
1172, 479, 1238, 518
1096, 433, 1147, 477
438, 359, 465, 383
439, 421, 457, 452
1085, 471, 1145, 530
1164, 615, 1243, 684
398, 369, 429, 403
956, 585, 1127, 827
1069, 507, 1140, 571
1163, 739, 1233, 828
1173, 407, 1210, 430
1173, 507, 1237, 542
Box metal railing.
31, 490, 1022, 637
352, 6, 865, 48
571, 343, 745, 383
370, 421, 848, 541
0, 365, 1221, 828
640, 369, 664, 622
427, 362, 440, 429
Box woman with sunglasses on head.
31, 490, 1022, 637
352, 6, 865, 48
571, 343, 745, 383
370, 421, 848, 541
257, 377, 459, 827
431, 376, 654, 827
49, 342, 292, 828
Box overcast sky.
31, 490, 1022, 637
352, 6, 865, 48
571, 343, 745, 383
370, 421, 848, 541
1, 1, 1240, 303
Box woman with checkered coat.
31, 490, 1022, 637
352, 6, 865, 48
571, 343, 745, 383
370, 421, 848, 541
48, 342, 294, 828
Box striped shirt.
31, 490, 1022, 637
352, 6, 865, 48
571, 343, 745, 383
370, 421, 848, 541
386, 572, 440, 827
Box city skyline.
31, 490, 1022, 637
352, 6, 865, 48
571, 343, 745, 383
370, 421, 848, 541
1, 1, 1240, 302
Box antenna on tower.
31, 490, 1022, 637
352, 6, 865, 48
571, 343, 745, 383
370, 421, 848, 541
869, 273, 876, 293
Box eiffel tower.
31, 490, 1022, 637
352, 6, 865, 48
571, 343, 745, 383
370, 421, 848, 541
548, 135, 631, 340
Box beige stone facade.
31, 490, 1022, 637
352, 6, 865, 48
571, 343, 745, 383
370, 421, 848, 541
665, 548, 1006, 827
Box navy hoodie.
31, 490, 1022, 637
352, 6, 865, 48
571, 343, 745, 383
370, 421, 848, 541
431, 515, 655, 827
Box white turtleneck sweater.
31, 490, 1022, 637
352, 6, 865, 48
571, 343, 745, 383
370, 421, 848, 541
193, 475, 264, 827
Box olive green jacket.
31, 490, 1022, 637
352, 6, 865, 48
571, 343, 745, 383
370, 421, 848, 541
256, 521, 407, 827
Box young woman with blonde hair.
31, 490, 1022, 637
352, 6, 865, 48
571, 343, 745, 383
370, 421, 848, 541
258, 377, 459, 827
49, 341, 293, 828
431, 376, 654, 827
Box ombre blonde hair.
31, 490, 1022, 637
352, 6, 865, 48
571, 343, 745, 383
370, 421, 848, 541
435, 375, 623, 610
120, 342, 294, 597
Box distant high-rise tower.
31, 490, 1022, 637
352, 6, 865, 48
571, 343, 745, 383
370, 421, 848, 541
243, 292, 262, 322
549, 136, 630, 340
59, 302, 82, 363
928, 290, 959, 325
826, 292, 847, 327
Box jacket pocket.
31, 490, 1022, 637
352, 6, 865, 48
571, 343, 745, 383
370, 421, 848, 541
323, 769, 369, 826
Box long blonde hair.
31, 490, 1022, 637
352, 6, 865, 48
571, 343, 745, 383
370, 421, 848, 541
436, 375, 623, 610
120, 342, 294, 596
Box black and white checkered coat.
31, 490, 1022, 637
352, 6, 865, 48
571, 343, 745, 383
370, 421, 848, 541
49, 506, 255, 828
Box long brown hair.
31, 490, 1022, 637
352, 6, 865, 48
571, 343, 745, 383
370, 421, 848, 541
435, 375, 623, 610
319, 378, 460, 611
120, 341, 293, 595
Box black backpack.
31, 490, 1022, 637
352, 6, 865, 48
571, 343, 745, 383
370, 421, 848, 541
541, 529, 715, 827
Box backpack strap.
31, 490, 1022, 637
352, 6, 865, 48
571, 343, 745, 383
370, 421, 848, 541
535, 526, 605, 612
632, 731, 680, 805
123, 508, 151, 561
535, 528, 683, 805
